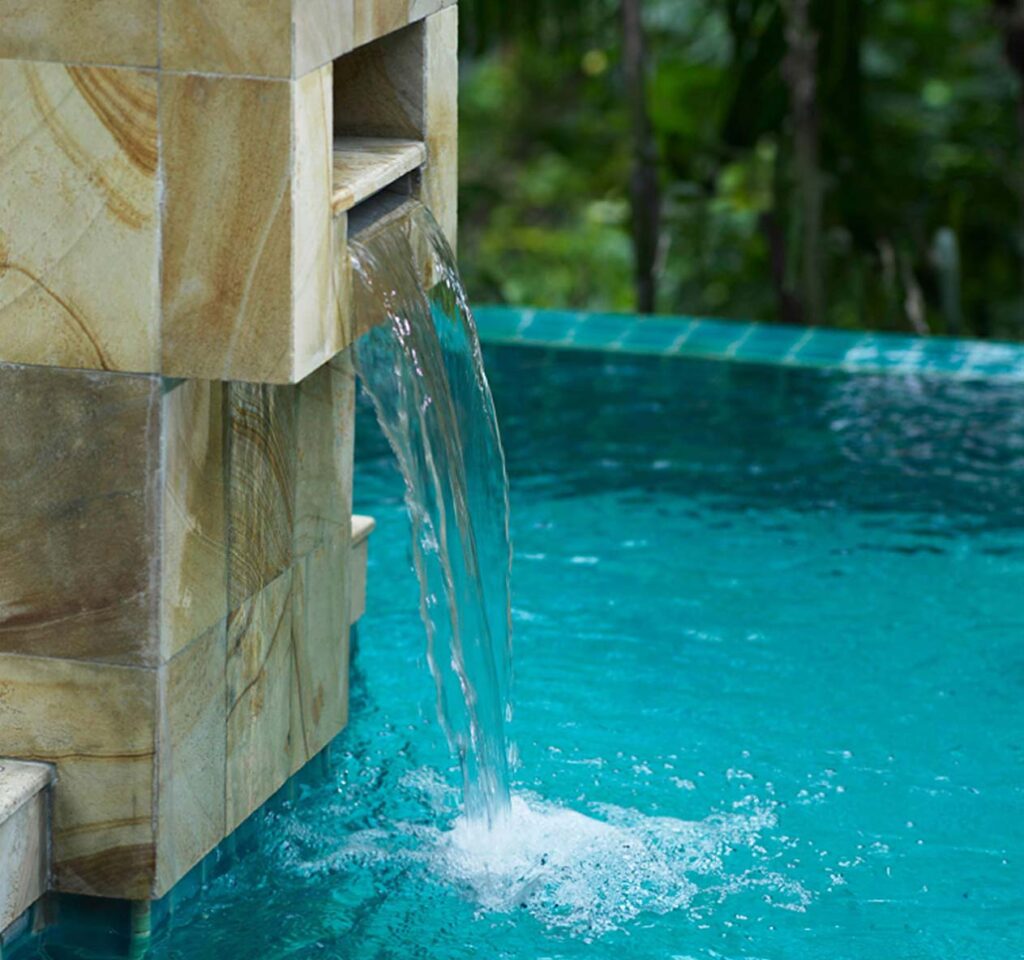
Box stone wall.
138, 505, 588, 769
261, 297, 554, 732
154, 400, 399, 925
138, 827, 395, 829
0, 0, 458, 383
0, 356, 358, 899
0, 0, 458, 904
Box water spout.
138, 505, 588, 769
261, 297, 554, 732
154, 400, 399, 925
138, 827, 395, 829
349, 202, 514, 826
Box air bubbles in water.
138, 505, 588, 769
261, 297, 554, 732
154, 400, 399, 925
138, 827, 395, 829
300, 770, 811, 940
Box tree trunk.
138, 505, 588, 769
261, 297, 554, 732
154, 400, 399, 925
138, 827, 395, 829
759, 211, 806, 326
622, 0, 660, 314
781, 0, 824, 325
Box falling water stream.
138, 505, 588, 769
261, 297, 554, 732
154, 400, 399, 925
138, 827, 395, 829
341, 201, 810, 938
349, 202, 515, 826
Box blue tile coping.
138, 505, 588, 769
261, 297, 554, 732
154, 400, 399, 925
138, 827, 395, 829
472, 306, 1024, 382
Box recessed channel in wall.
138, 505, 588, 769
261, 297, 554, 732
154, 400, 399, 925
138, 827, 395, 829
330, 21, 429, 215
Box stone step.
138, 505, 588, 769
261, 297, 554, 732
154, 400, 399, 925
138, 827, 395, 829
0, 761, 53, 938
351, 515, 377, 625
332, 138, 427, 214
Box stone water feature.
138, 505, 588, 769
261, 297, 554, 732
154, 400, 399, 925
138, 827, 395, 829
0, 0, 458, 938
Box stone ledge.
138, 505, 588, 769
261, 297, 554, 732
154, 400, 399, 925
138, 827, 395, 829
352, 514, 377, 547
0, 760, 53, 935
332, 138, 426, 214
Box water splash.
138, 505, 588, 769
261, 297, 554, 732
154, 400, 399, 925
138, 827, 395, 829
349, 202, 514, 825
273, 767, 812, 942
434, 791, 809, 938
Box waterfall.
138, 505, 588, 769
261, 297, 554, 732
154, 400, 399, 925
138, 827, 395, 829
349, 202, 515, 826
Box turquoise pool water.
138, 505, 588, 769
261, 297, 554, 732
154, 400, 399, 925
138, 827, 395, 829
19, 335, 1024, 958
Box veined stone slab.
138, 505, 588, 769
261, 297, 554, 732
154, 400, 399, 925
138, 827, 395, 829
422, 7, 459, 247
159, 72, 310, 383
0, 352, 357, 900
161, 0, 457, 78
0, 657, 158, 899
0, 364, 162, 665
161, 0, 294, 77
0, 4, 457, 382
0, 60, 160, 374
0, 0, 158, 69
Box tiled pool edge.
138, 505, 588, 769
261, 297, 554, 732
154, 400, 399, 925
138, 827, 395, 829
473, 306, 1024, 382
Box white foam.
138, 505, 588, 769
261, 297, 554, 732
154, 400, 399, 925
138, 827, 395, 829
284, 774, 812, 939
426, 789, 809, 937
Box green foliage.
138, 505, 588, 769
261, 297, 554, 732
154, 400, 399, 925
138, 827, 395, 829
458, 0, 1024, 340
458, 23, 634, 310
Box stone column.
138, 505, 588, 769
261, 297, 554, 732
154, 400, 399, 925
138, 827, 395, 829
0, 0, 458, 903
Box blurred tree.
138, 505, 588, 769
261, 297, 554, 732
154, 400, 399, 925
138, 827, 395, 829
781, 0, 822, 325
994, 0, 1024, 314
622, 0, 662, 311
458, 0, 1024, 341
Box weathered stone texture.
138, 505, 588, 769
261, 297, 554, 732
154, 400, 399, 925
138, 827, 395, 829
0, 761, 52, 932
0, 352, 362, 900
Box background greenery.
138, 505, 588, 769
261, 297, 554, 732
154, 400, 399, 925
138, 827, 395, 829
457, 0, 1024, 340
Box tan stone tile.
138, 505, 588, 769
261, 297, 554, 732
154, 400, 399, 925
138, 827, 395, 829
161, 380, 228, 661
155, 623, 227, 897
0, 363, 160, 666
161, 74, 294, 383
0, 60, 160, 373
294, 355, 355, 558
225, 533, 354, 833
422, 6, 459, 247
332, 21, 425, 140
227, 382, 297, 609
225, 571, 299, 833
161, 0, 292, 77
293, 64, 340, 382
0, 0, 158, 68
291, 538, 351, 763
0, 654, 158, 899
294, 0, 455, 76
294, 0, 356, 78
352, 0, 411, 48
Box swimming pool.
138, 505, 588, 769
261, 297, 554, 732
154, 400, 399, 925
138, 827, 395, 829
17, 327, 1024, 958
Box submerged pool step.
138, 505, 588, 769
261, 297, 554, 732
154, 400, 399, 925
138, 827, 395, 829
0, 760, 52, 940
351, 515, 376, 625
331, 138, 427, 215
